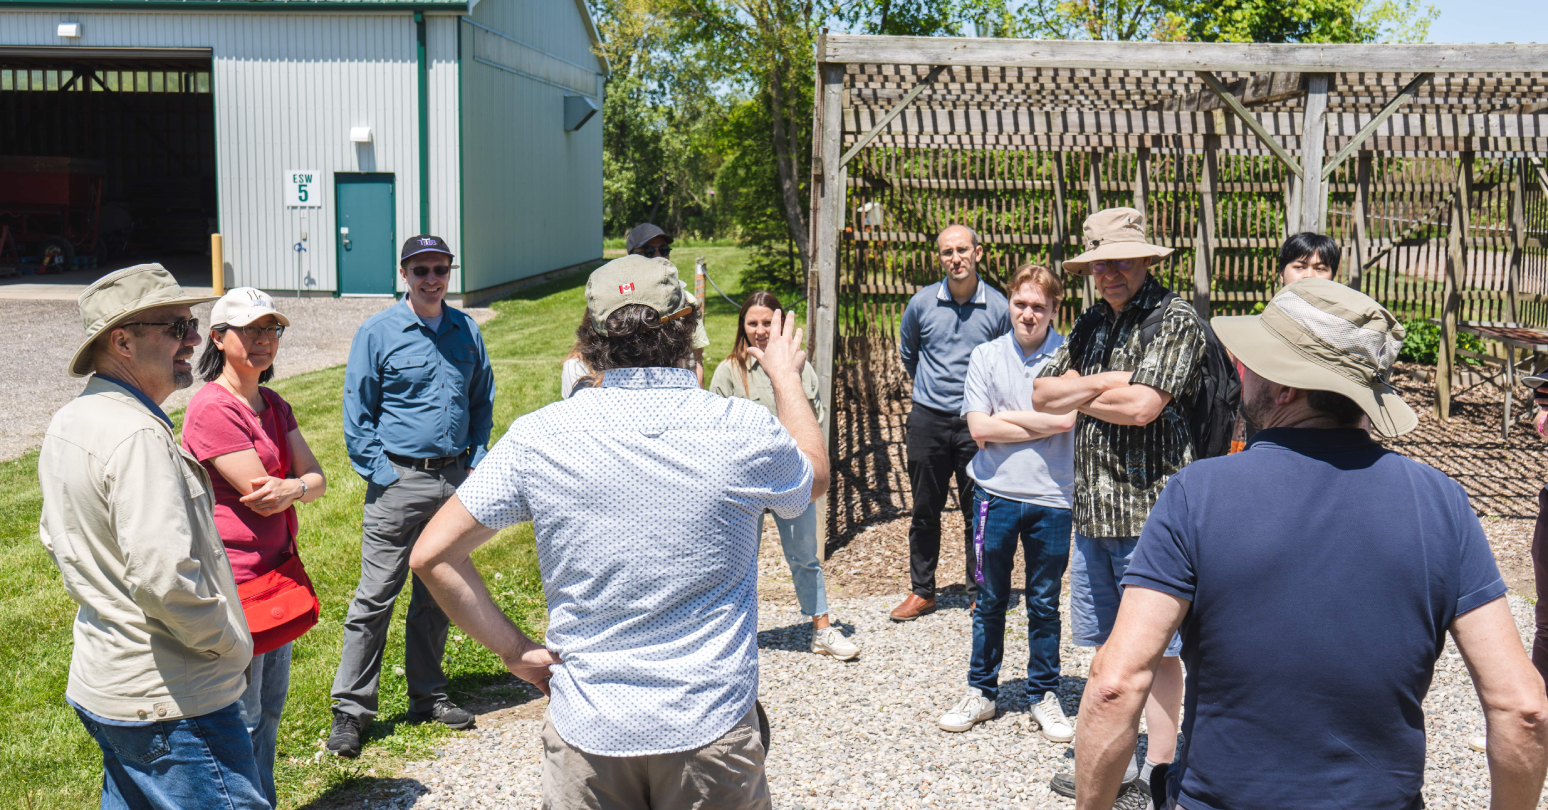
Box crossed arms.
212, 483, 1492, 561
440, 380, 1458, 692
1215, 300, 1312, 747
1031, 369, 1173, 427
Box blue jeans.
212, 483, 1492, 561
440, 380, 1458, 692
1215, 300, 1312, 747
758, 502, 829, 617
239, 642, 292, 808
1071, 532, 1183, 656
73, 700, 269, 810
968, 486, 1072, 702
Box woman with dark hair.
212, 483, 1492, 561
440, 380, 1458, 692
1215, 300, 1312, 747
710, 291, 859, 660
1277, 232, 1341, 285
182, 288, 327, 808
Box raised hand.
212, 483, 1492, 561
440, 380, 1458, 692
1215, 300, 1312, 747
745, 308, 806, 381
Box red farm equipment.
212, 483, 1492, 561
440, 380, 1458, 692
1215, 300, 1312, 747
0, 156, 104, 276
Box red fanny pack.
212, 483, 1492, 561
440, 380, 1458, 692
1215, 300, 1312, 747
237, 536, 320, 656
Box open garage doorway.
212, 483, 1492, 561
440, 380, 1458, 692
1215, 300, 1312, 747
0, 47, 215, 284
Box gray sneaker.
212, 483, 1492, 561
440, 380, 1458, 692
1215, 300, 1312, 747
1049, 756, 1141, 798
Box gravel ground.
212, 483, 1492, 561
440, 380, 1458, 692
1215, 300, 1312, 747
0, 297, 492, 461
353, 529, 1543, 810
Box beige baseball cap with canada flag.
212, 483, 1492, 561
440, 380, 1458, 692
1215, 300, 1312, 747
584, 254, 693, 336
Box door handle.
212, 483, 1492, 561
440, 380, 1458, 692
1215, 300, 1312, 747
340, 226, 351, 251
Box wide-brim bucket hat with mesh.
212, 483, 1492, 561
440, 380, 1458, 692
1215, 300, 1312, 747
68, 264, 218, 377
1211, 277, 1417, 437
1063, 207, 1175, 275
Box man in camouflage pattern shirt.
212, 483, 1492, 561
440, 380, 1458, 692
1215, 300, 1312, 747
1032, 208, 1207, 803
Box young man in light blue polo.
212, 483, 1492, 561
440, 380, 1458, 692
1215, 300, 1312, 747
937, 264, 1077, 740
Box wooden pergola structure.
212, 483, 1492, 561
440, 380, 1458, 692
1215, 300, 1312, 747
805, 35, 1548, 541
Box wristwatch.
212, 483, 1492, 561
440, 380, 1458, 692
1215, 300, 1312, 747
297, 478, 309, 499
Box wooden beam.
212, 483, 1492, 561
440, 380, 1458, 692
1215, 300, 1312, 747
838, 65, 945, 168
839, 108, 1548, 140
1437, 150, 1474, 420
1351, 152, 1372, 292
1509, 157, 1526, 323
823, 35, 1548, 73
1161, 71, 1304, 112
1133, 146, 1151, 221
1196, 70, 1303, 178
1299, 74, 1331, 233
1086, 152, 1102, 309
1320, 72, 1433, 180
811, 63, 846, 537
1195, 135, 1219, 317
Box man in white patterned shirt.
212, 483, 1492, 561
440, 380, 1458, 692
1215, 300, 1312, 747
410, 254, 829, 810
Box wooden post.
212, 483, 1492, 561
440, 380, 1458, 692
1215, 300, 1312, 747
1298, 73, 1331, 234
1284, 176, 1300, 238
1351, 152, 1372, 291
1132, 146, 1151, 222
809, 61, 847, 558
1509, 157, 1527, 323
1437, 150, 1473, 420
1194, 135, 1219, 317
1087, 151, 1103, 310
1051, 152, 1071, 297
210, 233, 224, 296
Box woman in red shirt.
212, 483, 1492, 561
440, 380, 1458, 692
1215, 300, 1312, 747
183, 288, 327, 808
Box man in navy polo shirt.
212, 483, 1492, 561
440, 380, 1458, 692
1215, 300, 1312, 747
892, 224, 1011, 622
1074, 279, 1548, 810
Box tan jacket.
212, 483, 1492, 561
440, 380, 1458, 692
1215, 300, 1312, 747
709, 356, 827, 434
39, 376, 252, 722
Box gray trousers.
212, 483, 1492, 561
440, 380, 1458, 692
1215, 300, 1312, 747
331, 459, 467, 721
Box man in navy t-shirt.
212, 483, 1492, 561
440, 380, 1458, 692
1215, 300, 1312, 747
1073, 279, 1548, 810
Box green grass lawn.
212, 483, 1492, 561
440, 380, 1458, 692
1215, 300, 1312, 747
0, 247, 755, 809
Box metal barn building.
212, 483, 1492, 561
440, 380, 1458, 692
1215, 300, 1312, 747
0, 0, 605, 304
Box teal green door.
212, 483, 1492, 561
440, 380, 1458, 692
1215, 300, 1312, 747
335, 173, 396, 295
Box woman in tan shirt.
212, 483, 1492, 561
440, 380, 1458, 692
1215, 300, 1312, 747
711, 291, 859, 660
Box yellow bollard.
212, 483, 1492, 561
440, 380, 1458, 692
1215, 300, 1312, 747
211, 234, 225, 297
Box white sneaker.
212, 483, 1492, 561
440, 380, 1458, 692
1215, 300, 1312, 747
1469, 736, 1486, 753
938, 688, 996, 732
811, 626, 860, 661
1032, 692, 1076, 743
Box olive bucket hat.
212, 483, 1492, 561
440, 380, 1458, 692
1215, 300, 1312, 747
1063, 207, 1175, 275
68, 264, 218, 377
1211, 277, 1417, 437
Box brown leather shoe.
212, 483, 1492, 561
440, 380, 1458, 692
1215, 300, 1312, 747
889, 594, 937, 622
968, 601, 976, 616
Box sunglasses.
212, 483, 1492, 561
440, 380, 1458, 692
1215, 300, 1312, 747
1090, 258, 1140, 274
410, 264, 451, 277
637, 245, 672, 258
225, 324, 285, 339
123, 318, 199, 340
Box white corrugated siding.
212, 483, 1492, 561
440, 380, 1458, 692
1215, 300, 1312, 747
457, 2, 603, 293
0, 10, 462, 292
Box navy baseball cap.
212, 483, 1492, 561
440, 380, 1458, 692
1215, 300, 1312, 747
401, 234, 456, 264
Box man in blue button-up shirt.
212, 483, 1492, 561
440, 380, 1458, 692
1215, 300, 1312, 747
328, 234, 495, 758
892, 224, 1010, 623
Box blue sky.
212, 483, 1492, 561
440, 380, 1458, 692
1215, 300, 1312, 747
1427, 0, 1548, 43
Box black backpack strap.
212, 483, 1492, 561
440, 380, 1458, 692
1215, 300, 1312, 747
1137, 292, 1180, 351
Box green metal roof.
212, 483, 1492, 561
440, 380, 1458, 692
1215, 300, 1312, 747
0, 0, 466, 9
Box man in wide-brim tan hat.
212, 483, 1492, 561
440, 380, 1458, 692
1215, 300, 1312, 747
39, 264, 270, 808
1032, 207, 1205, 800
1072, 278, 1548, 810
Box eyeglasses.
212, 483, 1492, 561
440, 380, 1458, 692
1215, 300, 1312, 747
637, 245, 672, 258
122, 318, 199, 340
1090, 258, 1139, 275
411, 265, 451, 277
225, 324, 285, 339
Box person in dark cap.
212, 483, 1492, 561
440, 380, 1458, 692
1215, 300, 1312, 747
627, 223, 711, 385
327, 235, 496, 758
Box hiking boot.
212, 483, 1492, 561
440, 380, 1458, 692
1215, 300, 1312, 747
1031, 692, 1076, 743
1050, 756, 1141, 798
326, 711, 362, 759
937, 688, 996, 732
811, 626, 860, 661
408, 699, 475, 730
